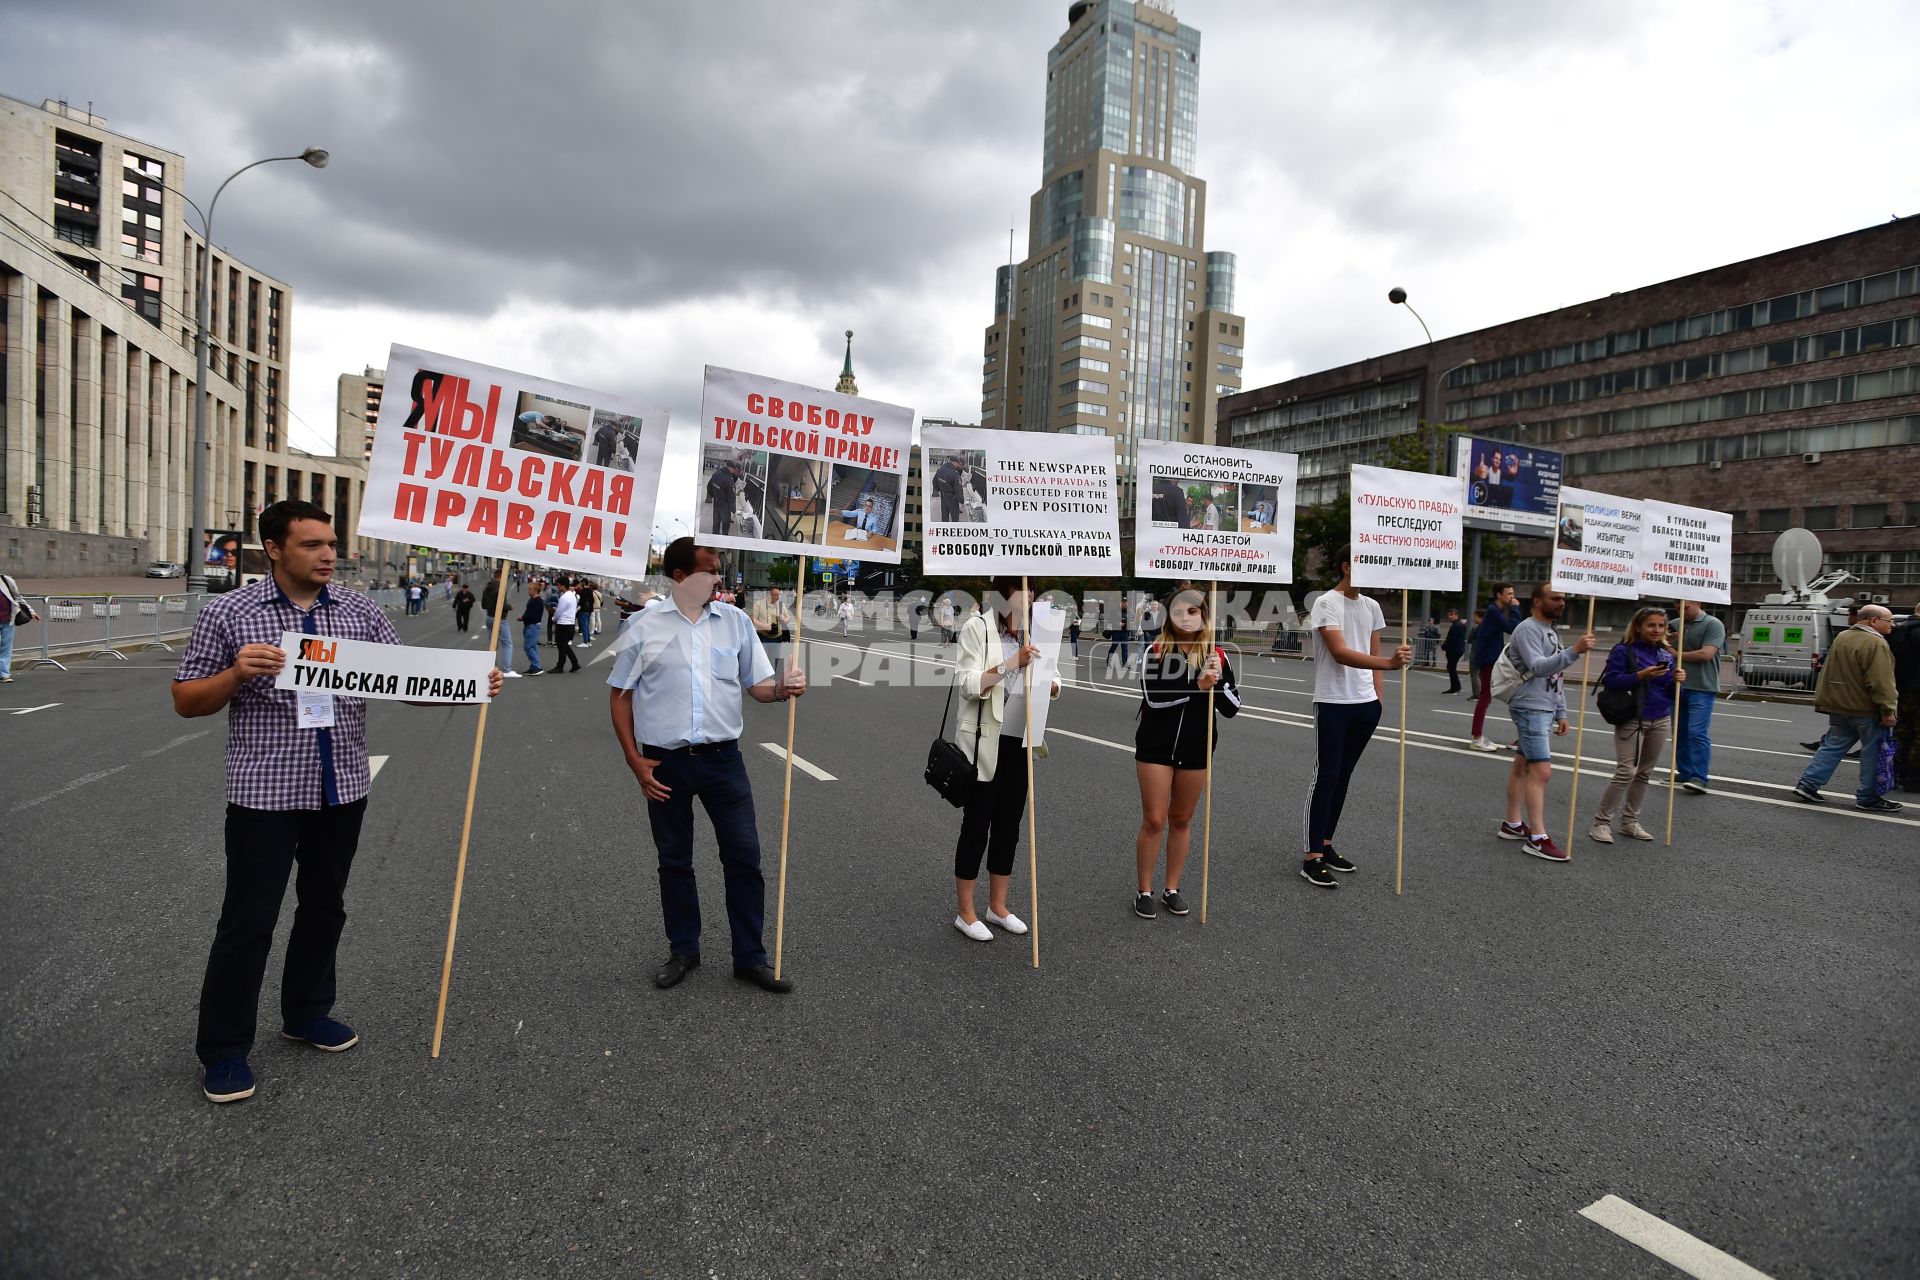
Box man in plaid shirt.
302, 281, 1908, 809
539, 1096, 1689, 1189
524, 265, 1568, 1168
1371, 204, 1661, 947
174, 499, 503, 1104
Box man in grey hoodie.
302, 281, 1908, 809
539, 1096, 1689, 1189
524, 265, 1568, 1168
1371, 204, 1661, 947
1498, 584, 1594, 861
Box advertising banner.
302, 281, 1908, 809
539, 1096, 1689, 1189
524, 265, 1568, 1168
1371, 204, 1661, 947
1549, 486, 1648, 600
274, 631, 494, 705
357, 345, 669, 576
696, 365, 913, 564
919, 426, 1121, 577
202, 529, 244, 587
1133, 440, 1297, 582
1637, 500, 1733, 604
1452, 436, 1563, 534
1348, 464, 1465, 592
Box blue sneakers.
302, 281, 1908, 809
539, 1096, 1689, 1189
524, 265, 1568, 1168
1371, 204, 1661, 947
202, 1056, 256, 1103
280, 1016, 360, 1052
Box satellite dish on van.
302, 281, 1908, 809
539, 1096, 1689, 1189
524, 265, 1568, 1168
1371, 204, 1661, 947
1771, 528, 1822, 593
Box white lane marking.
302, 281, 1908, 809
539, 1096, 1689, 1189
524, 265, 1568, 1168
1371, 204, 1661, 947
1428, 708, 1824, 761
1578, 1195, 1774, 1280
142, 730, 211, 758
1047, 727, 1132, 752
5, 703, 61, 715
804, 640, 1920, 828
1715, 711, 1792, 723
759, 742, 837, 781
369, 755, 389, 782
831, 674, 872, 686
14, 765, 130, 811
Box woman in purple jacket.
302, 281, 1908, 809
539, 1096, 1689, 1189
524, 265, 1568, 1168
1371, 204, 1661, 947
1590, 606, 1678, 843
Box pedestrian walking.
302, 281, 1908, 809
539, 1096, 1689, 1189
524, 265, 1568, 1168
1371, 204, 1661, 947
171, 500, 501, 1103
576, 580, 597, 645
1441, 607, 1467, 693
406, 581, 423, 615
937, 596, 957, 644
482, 568, 517, 676
520, 580, 547, 676
452, 582, 475, 633
552, 580, 582, 673
1791, 604, 1902, 812
1674, 601, 1726, 795
607, 537, 807, 993
1132, 587, 1239, 918
1589, 606, 1676, 844
544, 578, 561, 647
837, 595, 855, 636
1498, 584, 1596, 861
1470, 583, 1522, 749
1300, 546, 1413, 888
949, 576, 1059, 941
0, 569, 35, 683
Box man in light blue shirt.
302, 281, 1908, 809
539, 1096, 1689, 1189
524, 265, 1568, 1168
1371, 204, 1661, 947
837, 497, 887, 538
608, 538, 807, 994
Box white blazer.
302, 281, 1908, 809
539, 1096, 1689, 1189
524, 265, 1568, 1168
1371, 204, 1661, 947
955, 613, 1061, 783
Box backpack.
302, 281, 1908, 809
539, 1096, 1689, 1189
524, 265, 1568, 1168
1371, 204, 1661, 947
1488, 642, 1529, 704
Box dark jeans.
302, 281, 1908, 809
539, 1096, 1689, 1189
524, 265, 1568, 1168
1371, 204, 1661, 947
196, 800, 367, 1065
1445, 652, 1463, 692
643, 745, 766, 968
554, 622, 580, 671
454, 605, 472, 632
954, 734, 1028, 880
1304, 701, 1382, 853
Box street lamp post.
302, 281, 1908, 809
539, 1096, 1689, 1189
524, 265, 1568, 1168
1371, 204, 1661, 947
1387, 287, 1475, 632
185, 148, 330, 593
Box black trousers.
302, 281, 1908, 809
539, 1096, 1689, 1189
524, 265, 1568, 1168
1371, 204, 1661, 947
554, 622, 580, 670
196, 799, 367, 1065
954, 734, 1028, 880
454, 604, 472, 632
1304, 701, 1381, 853
1445, 652, 1462, 691
643, 745, 766, 967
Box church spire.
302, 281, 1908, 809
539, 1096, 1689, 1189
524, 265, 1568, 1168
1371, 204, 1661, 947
835, 329, 858, 395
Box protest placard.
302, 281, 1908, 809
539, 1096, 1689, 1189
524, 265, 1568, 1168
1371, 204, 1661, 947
920, 427, 1121, 576
1638, 500, 1734, 604
274, 631, 493, 705
1020, 601, 1068, 747
1134, 441, 1297, 582
1550, 486, 1648, 600
696, 366, 913, 564
1347, 465, 1465, 593
357, 346, 669, 576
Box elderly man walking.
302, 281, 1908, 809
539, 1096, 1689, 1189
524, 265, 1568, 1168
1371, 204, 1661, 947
1791, 604, 1901, 813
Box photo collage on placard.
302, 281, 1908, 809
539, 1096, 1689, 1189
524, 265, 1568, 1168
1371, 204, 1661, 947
927, 448, 989, 525
822, 463, 902, 555
1150, 472, 1265, 534
699, 444, 834, 546
1556, 501, 1586, 552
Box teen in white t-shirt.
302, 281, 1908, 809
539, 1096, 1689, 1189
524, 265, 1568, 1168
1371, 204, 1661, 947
1300, 546, 1413, 888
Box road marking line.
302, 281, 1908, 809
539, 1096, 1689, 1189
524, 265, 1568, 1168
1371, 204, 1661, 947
759, 742, 836, 780
141, 730, 211, 758
5, 703, 60, 715
370, 755, 389, 781
1427, 708, 1827, 761
1715, 711, 1791, 723
831, 674, 872, 686
1047, 727, 1132, 752
1578, 1195, 1774, 1280
14, 765, 131, 811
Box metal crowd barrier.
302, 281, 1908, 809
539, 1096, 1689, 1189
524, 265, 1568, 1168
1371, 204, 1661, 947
16, 592, 208, 671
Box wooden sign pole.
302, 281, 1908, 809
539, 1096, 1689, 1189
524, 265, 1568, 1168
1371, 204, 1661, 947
1022, 575, 1041, 969
1665, 600, 1688, 847
773, 555, 807, 981
431, 557, 509, 1059
1566, 596, 1597, 841
1201, 582, 1217, 925
1395, 589, 1409, 896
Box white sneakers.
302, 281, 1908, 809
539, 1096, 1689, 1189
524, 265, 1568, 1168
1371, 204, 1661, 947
985, 908, 1028, 935
953, 916, 992, 942
502, 670, 523, 679
953, 910, 1028, 941
1471, 736, 1500, 752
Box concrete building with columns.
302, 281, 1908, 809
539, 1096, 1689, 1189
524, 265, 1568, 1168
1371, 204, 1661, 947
0, 93, 368, 580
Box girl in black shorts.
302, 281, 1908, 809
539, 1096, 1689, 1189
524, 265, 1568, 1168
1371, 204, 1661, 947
1132, 587, 1240, 918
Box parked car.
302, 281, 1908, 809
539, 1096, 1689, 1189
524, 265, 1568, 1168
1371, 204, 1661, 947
146, 561, 186, 579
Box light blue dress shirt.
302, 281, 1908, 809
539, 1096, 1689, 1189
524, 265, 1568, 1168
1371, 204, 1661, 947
839, 506, 886, 534
606, 599, 776, 748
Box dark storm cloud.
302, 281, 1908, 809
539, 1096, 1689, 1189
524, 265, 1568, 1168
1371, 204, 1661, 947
0, 0, 1053, 315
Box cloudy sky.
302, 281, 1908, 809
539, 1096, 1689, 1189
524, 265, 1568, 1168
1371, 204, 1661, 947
5, 0, 1916, 529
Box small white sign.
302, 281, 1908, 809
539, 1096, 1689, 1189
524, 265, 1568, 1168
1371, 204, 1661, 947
1021, 601, 1069, 748
274, 631, 494, 704
1347, 465, 1465, 592
1637, 500, 1733, 605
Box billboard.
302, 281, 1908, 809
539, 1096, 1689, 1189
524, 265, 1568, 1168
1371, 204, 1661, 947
202, 529, 244, 588
1450, 436, 1562, 534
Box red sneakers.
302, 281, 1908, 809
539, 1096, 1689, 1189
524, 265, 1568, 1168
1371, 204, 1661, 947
1524, 835, 1570, 862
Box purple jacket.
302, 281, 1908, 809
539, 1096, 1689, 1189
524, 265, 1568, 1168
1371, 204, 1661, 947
1600, 640, 1676, 723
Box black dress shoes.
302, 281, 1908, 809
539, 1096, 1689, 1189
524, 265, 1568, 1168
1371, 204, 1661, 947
733, 964, 793, 994
653, 953, 700, 989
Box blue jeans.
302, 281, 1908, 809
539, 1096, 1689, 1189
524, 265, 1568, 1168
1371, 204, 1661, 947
522, 624, 542, 672
1509, 705, 1556, 763
643, 745, 766, 968
0, 620, 14, 678
492, 616, 513, 670
1799, 714, 1886, 804
579, 611, 592, 644
1676, 688, 1714, 784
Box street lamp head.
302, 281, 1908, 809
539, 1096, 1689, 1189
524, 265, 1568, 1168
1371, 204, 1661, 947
301, 148, 330, 169
1388, 287, 1408, 305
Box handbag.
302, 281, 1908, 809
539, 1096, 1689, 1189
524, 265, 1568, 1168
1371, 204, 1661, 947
924, 678, 984, 808
1594, 644, 1645, 726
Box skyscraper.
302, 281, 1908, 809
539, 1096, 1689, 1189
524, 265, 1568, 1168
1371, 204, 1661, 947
982, 0, 1245, 513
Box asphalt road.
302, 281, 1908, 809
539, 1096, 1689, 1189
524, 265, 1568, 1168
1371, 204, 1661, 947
2, 603, 1915, 1278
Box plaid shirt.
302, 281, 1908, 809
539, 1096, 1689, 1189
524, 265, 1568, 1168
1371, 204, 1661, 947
175, 576, 400, 810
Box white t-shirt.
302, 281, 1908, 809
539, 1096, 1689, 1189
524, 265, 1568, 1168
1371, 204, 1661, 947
554, 590, 579, 625
1309, 590, 1386, 704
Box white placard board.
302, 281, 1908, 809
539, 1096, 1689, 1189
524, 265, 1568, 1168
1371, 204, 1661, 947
1134, 440, 1297, 583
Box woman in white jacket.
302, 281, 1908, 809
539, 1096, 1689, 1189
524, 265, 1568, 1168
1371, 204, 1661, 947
951, 577, 1061, 942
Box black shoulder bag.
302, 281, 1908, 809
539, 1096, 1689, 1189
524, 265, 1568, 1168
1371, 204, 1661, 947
924, 679, 984, 808
1593, 645, 1646, 727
